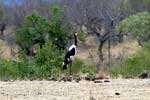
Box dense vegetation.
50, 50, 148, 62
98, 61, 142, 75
0, 0, 150, 80
118, 12, 150, 45
109, 44, 150, 78
0, 6, 95, 80
16, 6, 72, 54
109, 12, 150, 78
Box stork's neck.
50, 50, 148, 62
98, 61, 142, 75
74, 35, 77, 46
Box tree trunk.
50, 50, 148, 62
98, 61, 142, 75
108, 38, 111, 67
118, 34, 123, 43
98, 43, 104, 62
97, 42, 104, 71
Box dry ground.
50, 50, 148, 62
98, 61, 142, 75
0, 79, 150, 100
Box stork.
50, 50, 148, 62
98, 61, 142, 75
63, 32, 78, 75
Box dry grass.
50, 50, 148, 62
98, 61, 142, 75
0, 27, 19, 59
0, 39, 19, 59
95, 71, 110, 79
110, 39, 141, 58
77, 35, 141, 65
0, 39, 12, 59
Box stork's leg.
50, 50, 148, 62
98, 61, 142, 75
70, 61, 72, 75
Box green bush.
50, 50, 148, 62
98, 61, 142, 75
117, 12, 150, 44
113, 12, 150, 78
15, 6, 72, 54
15, 12, 50, 52
70, 58, 96, 77
0, 56, 97, 80
0, 59, 18, 80
0, 53, 38, 80
49, 6, 72, 49
34, 42, 64, 79
0, 6, 87, 81
0, 42, 65, 80
109, 43, 150, 78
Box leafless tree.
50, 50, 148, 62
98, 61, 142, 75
61, 0, 127, 70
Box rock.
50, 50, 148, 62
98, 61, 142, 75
94, 80, 103, 83
89, 96, 96, 100
125, 76, 133, 79
59, 77, 67, 82
38, 92, 42, 95
67, 78, 72, 82
75, 78, 81, 83
48, 77, 57, 81
85, 77, 91, 81
138, 71, 149, 79
104, 80, 110, 83
91, 77, 96, 81
115, 92, 120, 95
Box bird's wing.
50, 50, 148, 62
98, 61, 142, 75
68, 45, 76, 51
69, 47, 76, 56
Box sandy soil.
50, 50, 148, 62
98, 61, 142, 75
0, 79, 150, 100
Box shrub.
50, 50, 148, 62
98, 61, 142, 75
117, 12, 150, 44
49, 6, 72, 49
113, 12, 150, 78
15, 6, 72, 54
15, 12, 50, 53
33, 42, 64, 79
67, 58, 96, 77
0, 43, 64, 80
0, 59, 19, 80
0, 56, 97, 80
109, 42, 150, 78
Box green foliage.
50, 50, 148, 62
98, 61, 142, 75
34, 42, 64, 79
144, 0, 150, 4
109, 42, 150, 78
0, 6, 87, 81
15, 12, 50, 51
117, 12, 150, 43
71, 58, 86, 74
121, 0, 150, 13
0, 56, 97, 80
15, 6, 72, 52
0, 59, 18, 80
114, 12, 150, 78
49, 6, 72, 49
71, 58, 96, 77
0, 42, 64, 80
0, 53, 38, 80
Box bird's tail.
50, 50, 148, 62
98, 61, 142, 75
62, 62, 67, 70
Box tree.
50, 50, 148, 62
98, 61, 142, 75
120, 0, 150, 15
15, 6, 72, 55
117, 12, 150, 46
62, 0, 126, 70
49, 6, 72, 49
15, 12, 50, 55
34, 42, 64, 78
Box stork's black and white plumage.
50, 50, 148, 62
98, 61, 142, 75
63, 32, 78, 74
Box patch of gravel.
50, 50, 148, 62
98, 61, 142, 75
0, 79, 150, 100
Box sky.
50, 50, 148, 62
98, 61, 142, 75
4, 0, 23, 5
4, 0, 61, 6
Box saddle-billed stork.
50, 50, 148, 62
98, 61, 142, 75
62, 32, 78, 75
